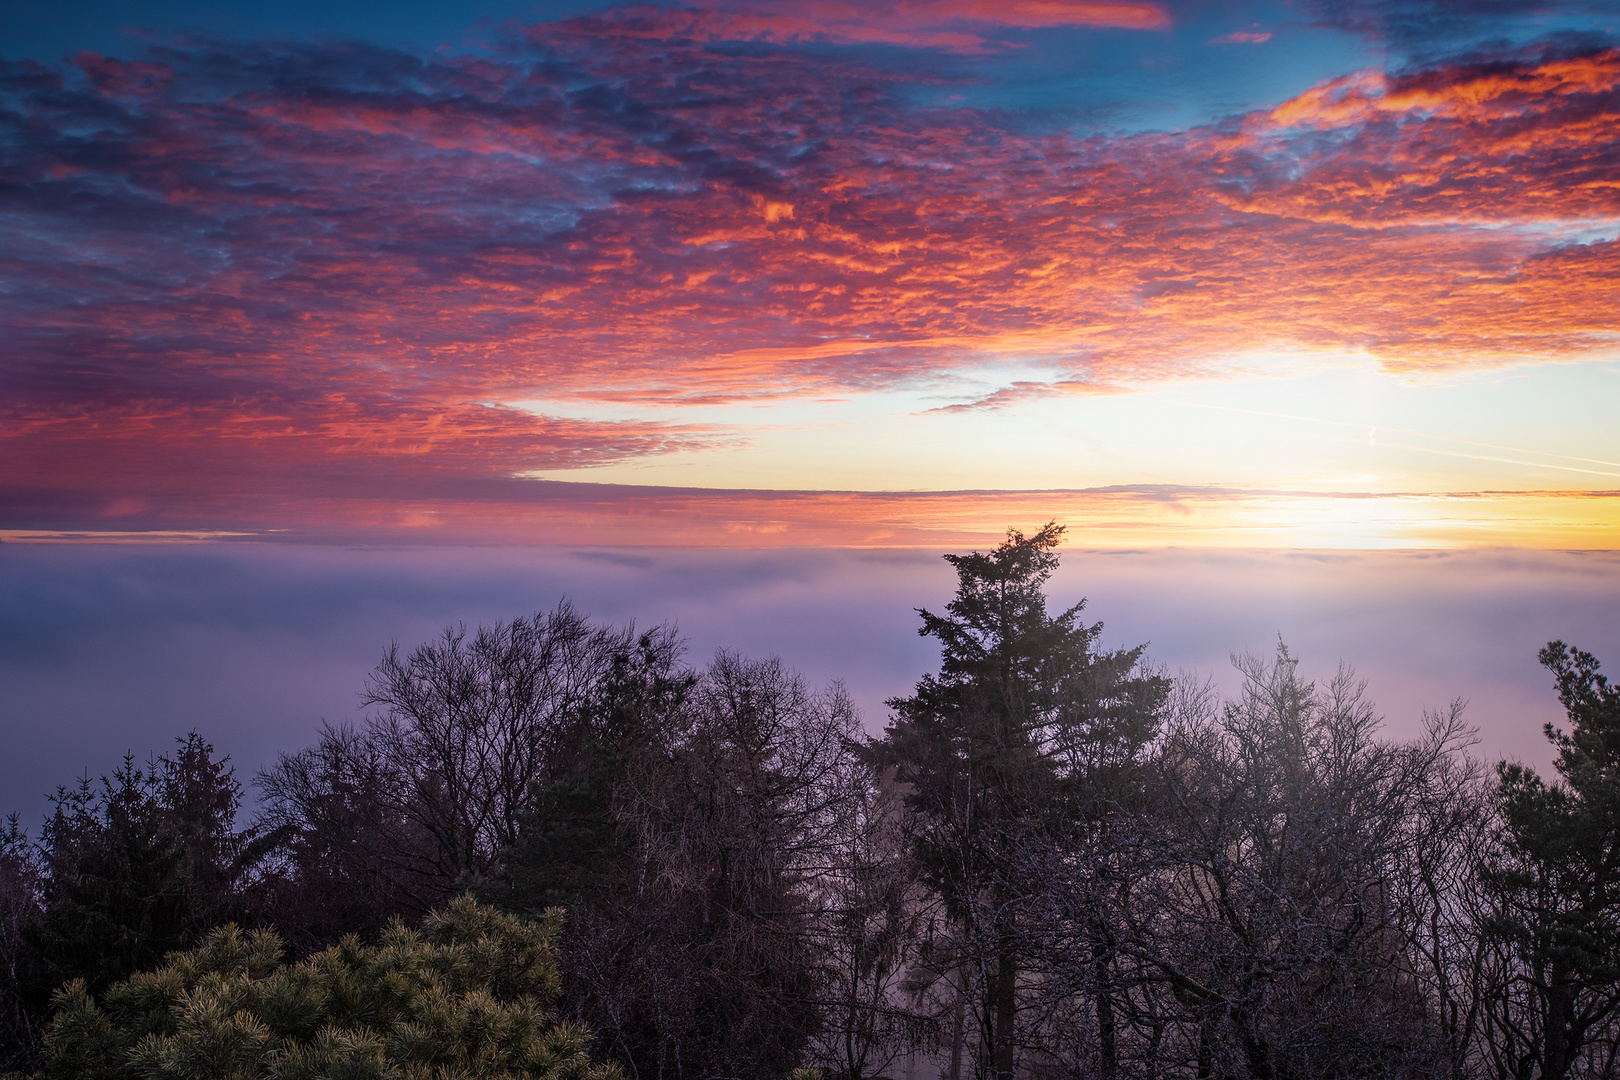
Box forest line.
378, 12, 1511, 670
2, 522, 1617, 1080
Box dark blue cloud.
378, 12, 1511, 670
0, 0, 615, 66
1295, 0, 1618, 60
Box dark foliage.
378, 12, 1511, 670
871, 522, 1168, 1080
254, 603, 675, 949
0, 817, 42, 1072
0, 735, 263, 1072
486, 650, 851, 1080
31, 896, 617, 1080
6, 533, 1617, 1080
26, 734, 262, 1000
1481, 642, 1620, 1080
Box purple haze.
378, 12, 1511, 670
2, 542, 1617, 829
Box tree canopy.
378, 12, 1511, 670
32, 896, 617, 1080
1484, 642, 1620, 1080
3, 531, 1616, 1080
874, 522, 1169, 1080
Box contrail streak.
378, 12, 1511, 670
1181, 403, 1620, 477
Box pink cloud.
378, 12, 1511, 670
2, 36, 1617, 525
556, 0, 1170, 52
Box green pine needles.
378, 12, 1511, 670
30, 896, 619, 1080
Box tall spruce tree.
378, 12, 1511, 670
872, 522, 1166, 1080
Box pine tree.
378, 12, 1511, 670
1483, 642, 1620, 1080
872, 522, 1166, 1080
31, 896, 619, 1080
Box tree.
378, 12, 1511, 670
1481, 641, 1620, 1080
803, 762, 937, 1080
31, 896, 619, 1080
360, 604, 642, 881
871, 522, 1167, 1080
487, 650, 857, 1080
251, 724, 442, 949
257, 605, 680, 944
478, 624, 695, 917
1126, 647, 1468, 1079
1, 816, 43, 1072
25, 734, 261, 1008
1386, 713, 1493, 1080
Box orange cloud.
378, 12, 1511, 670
6, 483, 1617, 551
917, 0, 1169, 30
2, 33, 1618, 530
1267, 49, 1620, 128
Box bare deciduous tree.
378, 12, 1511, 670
257, 603, 678, 937
1108, 647, 1471, 1079
804, 762, 939, 1080
362, 603, 646, 878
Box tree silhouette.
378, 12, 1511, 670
1483, 642, 1620, 1080
872, 522, 1166, 1080
27, 734, 259, 1007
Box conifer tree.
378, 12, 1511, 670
26, 734, 259, 1008
1483, 642, 1620, 1080
31, 895, 618, 1080
872, 522, 1166, 1080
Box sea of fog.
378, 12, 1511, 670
3, 542, 1617, 829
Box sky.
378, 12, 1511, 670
2, 0, 1619, 816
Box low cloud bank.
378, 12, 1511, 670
2, 542, 1615, 825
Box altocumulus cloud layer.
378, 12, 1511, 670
2, 0, 1618, 533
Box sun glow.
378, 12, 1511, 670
2, 6, 1617, 548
